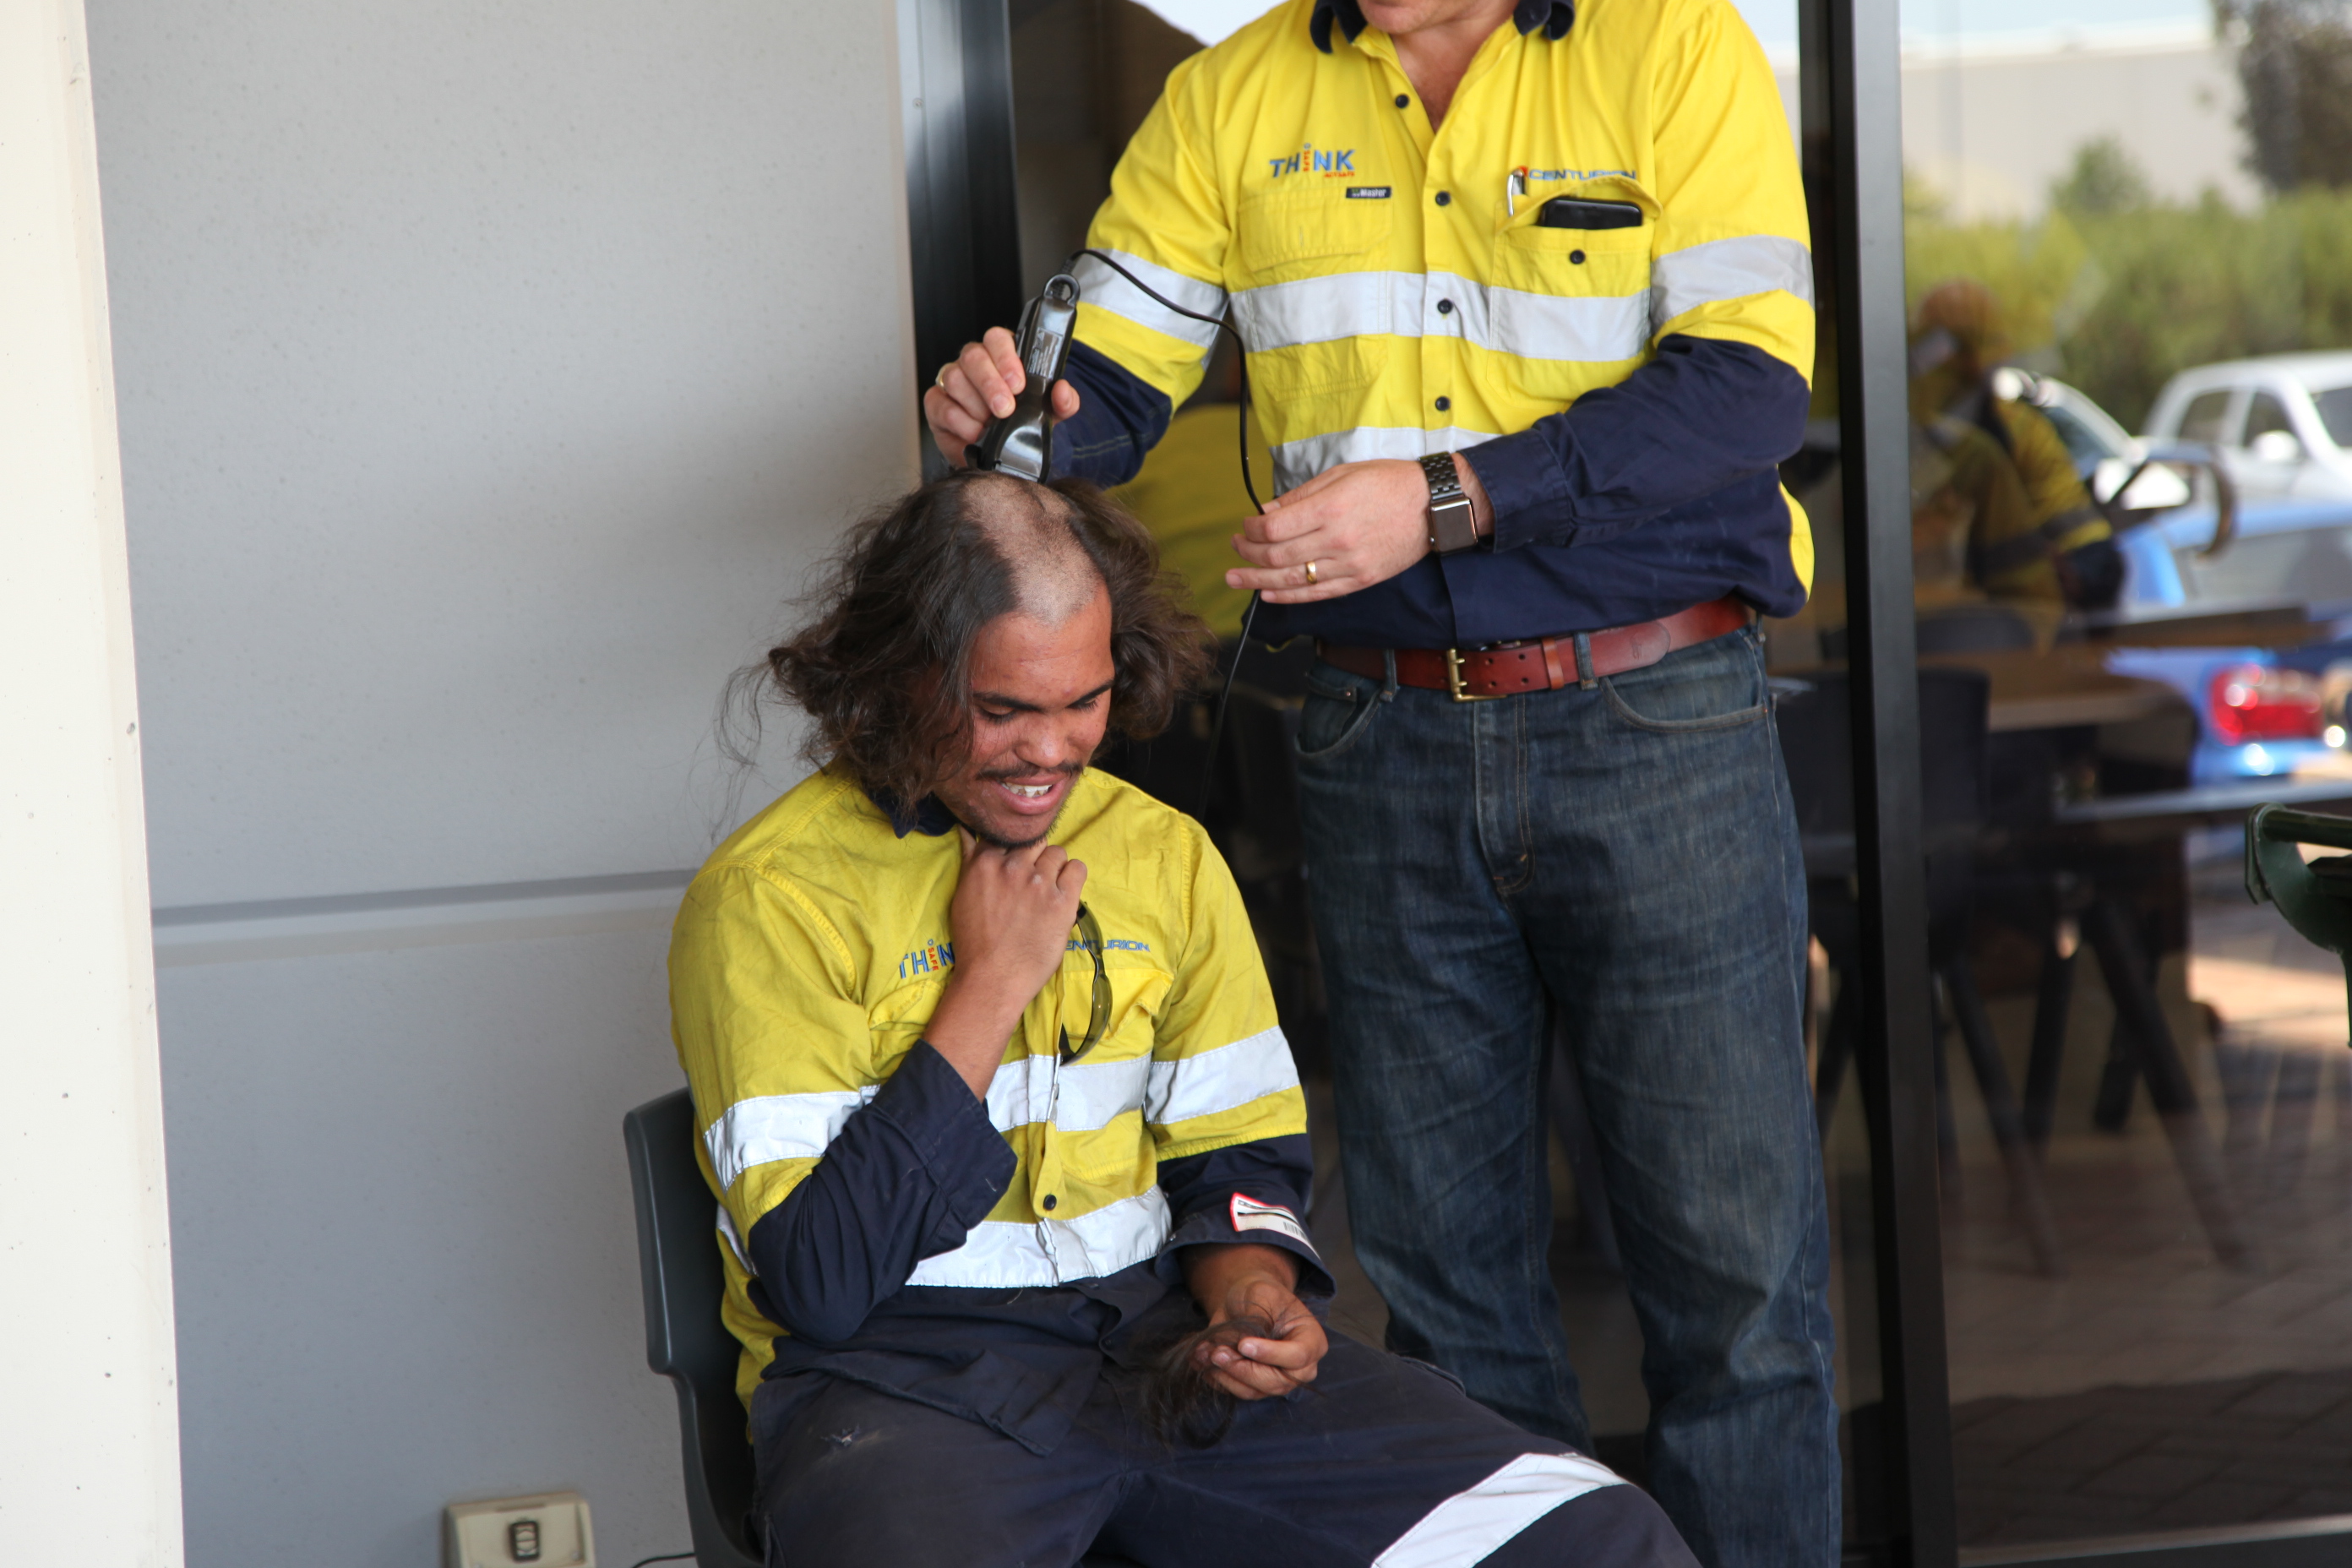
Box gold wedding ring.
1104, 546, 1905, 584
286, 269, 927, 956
1304, 559, 1320, 585
934, 366, 950, 389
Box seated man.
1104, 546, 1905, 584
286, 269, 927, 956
668, 471, 1696, 1568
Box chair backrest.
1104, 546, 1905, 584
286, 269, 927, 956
1916, 602, 2037, 656
623, 1087, 762, 1568
1774, 667, 1992, 954
1774, 667, 1992, 841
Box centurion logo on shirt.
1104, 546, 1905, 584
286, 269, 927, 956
894, 933, 1150, 979
1513, 164, 1638, 184
1267, 141, 1357, 177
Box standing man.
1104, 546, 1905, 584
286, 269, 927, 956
924, 3, 1833, 1562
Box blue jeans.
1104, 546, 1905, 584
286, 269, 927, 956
1294, 625, 1839, 1568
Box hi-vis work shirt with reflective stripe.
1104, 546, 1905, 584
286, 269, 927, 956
667, 765, 1317, 1431
1052, 0, 1816, 649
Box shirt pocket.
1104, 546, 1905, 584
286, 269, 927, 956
1232, 183, 1396, 401
1486, 177, 1658, 405
867, 975, 947, 1064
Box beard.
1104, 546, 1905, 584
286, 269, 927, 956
950, 761, 1086, 849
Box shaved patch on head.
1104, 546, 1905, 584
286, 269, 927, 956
958, 475, 1105, 626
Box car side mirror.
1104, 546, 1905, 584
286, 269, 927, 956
2128, 442, 2238, 560
2251, 428, 2305, 463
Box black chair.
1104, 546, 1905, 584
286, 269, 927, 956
624, 1087, 1146, 1568
1776, 668, 2065, 1276
625, 1088, 763, 1568
1915, 602, 2038, 655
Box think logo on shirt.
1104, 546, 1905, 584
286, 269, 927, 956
896, 939, 955, 979
1266, 141, 1355, 178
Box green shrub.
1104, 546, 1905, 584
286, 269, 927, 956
1905, 187, 2352, 429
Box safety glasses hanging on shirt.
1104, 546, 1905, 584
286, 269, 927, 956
1059, 902, 1111, 1064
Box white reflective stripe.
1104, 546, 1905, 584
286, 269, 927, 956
1269, 426, 1500, 493
1073, 249, 1226, 349
1487, 286, 1652, 363
1147, 1025, 1300, 1127
1372, 1452, 1626, 1568
905, 1187, 1171, 1289
1649, 234, 1815, 326
1232, 270, 1424, 349
983, 1052, 1152, 1134
1230, 270, 1648, 364
715, 1203, 754, 1274
704, 1087, 879, 1190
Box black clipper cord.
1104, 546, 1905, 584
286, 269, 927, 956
1059, 248, 1272, 819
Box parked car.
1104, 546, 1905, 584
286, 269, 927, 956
1993, 370, 2352, 784
2142, 352, 2352, 502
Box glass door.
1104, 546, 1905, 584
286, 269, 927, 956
1830, 0, 2352, 1556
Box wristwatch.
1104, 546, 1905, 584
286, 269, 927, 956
1421, 453, 1480, 554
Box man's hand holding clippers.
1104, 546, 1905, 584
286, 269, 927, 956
925, 329, 1081, 471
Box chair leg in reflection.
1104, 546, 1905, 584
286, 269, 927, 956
1942, 953, 2065, 1277
1814, 963, 2066, 1277
2021, 928, 2076, 1151
2077, 896, 2257, 1271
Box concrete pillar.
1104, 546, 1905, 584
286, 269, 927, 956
0, 1, 186, 1561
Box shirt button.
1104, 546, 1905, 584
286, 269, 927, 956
1435, 396, 1451, 411
1435, 190, 1452, 207
1395, 93, 1409, 109
1042, 1194, 1059, 1211
1571, 249, 1587, 265
1437, 298, 1454, 315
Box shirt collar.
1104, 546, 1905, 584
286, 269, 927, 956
1309, 0, 1574, 52
866, 787, 961, 839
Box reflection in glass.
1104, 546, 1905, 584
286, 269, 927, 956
1785, 2, 2352, 1550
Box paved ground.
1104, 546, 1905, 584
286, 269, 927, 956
1952, 1369, 2352, 1548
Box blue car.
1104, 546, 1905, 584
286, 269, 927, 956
2018, 370, 2352, 785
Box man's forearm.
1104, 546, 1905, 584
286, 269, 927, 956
746, 1041, 1014, 1342
923, 967, 1032, 1097
1468, 335, 1810, 551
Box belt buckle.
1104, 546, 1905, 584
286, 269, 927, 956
1445, 647, 1503, 702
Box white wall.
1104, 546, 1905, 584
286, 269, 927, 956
86, 0, 919, 1561
1900, 27, 2257, 219
1767, 28, 2258, 221
0, 3, 183, 1562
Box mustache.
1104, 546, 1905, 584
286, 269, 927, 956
977, 762, 1086, 782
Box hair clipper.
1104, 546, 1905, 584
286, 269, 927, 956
966, 273, 1081, 482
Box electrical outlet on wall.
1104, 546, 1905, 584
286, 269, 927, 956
444, 1492, 595, 1568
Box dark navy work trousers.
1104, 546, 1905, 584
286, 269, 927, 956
753, 1332, 1696, 1567
1294, 626, 1840, 1568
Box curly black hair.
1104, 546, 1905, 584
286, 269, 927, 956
733, 471, 1214, 806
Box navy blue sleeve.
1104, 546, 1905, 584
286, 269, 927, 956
1153, 1132, 1334, 1299
1469, 335, 1811, 551
743, 1042, 1014, 1345
1049, 340, 1174, 488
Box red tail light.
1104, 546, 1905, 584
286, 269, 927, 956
2208, 662, 2323, 745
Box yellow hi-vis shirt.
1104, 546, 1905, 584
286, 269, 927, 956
1070, 0, 1815, 501
668, 765, 1305, 1408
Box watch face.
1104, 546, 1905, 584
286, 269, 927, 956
1431, 495, 1478, 553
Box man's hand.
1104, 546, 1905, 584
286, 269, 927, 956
923, 327, 1082, 471
924, 828, 1086, 1097
1225, 455, 1491, 604
1182, 1243, 1328, 1401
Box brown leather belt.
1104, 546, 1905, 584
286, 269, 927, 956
1317, 594, 1753, 702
